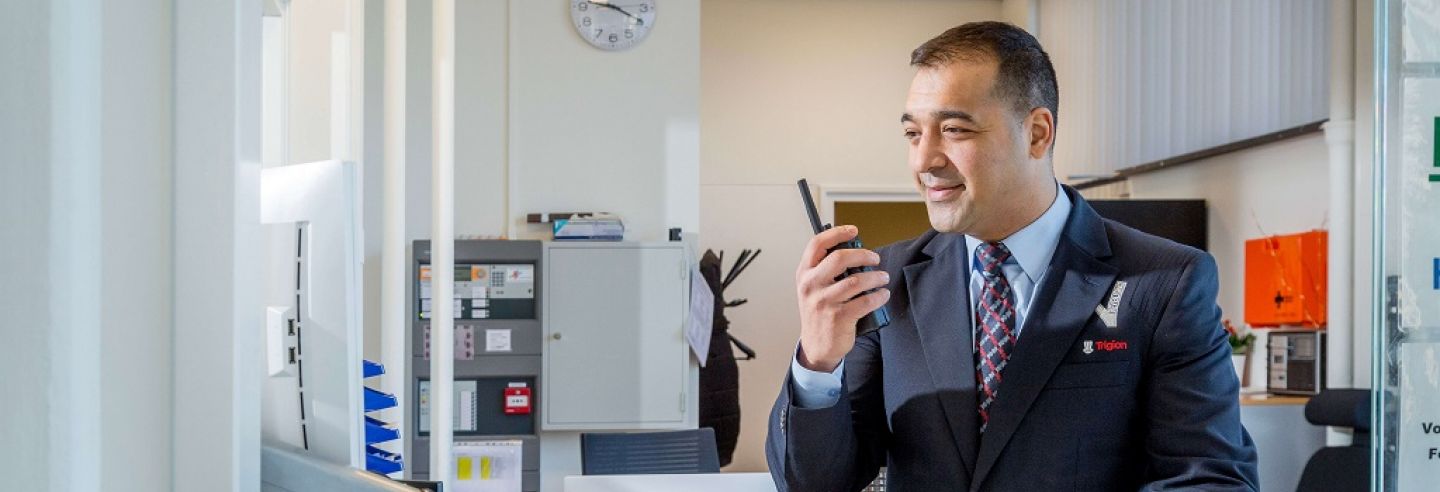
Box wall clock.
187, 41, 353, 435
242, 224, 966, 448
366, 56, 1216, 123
570, 0, 656, 51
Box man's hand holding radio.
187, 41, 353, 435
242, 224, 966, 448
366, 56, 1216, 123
794, 225, 891, 373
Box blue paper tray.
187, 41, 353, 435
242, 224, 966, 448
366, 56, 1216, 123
365, 416, 400, 444
363, 360, 386, 379
363, 387, 397, 412
365, 445, 403, 475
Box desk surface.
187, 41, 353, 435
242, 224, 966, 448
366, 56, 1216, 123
564, 473, 776, 492
1240, 392, 1311, 406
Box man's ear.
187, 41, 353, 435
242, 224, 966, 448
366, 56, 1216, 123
1026, 107, 1055, 159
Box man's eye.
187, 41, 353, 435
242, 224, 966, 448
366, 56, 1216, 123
903, 129, 920, 139
943, 126, 968, 134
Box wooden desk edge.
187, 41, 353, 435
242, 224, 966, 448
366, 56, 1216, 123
1240, 393, 1312, 406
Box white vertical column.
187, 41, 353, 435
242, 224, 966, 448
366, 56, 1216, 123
1324, 0, 1355, 445
430, 0, 457, 488
48, 0, 103, 489
173, 0, 264, 488
331, 32, 352, 161
381, 0, 408, 470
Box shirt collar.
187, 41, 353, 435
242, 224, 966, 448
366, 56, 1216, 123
965, 181, 1072, 282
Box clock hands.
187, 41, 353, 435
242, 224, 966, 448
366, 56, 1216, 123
586, 1, 645, 26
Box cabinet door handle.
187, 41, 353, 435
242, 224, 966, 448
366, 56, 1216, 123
551, 333, 563, 341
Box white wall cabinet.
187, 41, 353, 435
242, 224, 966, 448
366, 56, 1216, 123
541, 242, 698, 430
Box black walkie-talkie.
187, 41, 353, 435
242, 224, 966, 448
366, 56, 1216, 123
797, 179, 892, 336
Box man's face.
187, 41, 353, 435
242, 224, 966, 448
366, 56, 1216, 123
902, 59, 1042, 237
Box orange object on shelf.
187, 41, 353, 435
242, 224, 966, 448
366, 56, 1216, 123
1244, 231, 1327, 328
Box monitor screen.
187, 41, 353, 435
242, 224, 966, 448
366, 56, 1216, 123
1088, 199, 1207, 251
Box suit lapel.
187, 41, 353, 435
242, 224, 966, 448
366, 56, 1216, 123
903, 232, 978, 476
969, 188, 1119, 491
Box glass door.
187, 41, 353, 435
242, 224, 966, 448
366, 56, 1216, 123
1373, 0, 1440, 489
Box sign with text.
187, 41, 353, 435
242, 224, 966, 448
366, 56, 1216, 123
1398, 82, 1440, 328
1399, 342, 1440, 490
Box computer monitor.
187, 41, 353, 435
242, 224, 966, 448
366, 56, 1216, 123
1088, 199, 1208, 251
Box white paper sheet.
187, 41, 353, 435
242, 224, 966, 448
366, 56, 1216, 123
686, 265, 714, 367
1398, 342, 1440, 491
453, 440, 524, 492
486, 329, 512, 352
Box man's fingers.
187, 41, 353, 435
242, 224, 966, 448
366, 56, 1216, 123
798, 248, 879, 294
798, 225, 860, 269
840, 288, 892, 321
811, 248, 881, 283
819, 270, 890, 303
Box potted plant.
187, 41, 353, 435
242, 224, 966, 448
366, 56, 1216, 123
1223, 319, 1256, 388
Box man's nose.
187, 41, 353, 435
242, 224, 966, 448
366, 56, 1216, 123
910, 132, 949, 176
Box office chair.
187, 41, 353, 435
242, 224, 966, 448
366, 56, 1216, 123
1295, 389, 1371, 492
580, 428, 721, 475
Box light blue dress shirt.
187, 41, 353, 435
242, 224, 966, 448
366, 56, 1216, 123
791, 182, 1073, 408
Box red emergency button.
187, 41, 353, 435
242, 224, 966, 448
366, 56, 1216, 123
504, 383, 531, 415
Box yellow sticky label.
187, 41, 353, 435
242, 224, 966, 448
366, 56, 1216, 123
457, 456, 473, 481
480, 456, 493, 480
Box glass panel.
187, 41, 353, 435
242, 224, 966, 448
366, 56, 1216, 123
1375, 0, 1440, 489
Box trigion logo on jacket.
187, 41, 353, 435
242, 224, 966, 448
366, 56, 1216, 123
1082, 339, 1129, 354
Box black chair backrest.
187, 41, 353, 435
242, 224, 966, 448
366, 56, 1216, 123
1304, 388, 1371, 433
1296, 389, 1372, 492
580, 428, 721, 475
1295, 447, 1369, 492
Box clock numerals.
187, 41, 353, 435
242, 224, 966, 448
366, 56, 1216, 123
572, 1, 653, 51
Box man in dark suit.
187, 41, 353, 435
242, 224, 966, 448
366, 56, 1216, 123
766, 22, 1259, 491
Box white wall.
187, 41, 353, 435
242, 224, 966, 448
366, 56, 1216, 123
1039, 0, 1331, 181
285, 0, 367, 167
289, 0, 348, 164
174, 0, 264, 489
0, 0, 53, 487
280, 0, 387, 365
275, 0, 389, 370
1122, 133, 1331, 390
364, 0, 387, 365
98, 0, 176, 488
1349, 0, 1375, 389
388, 1, 700, 489
1, 0, 177, 489
509, 1, 700, 241
399, 0, 699, 243
7, 1, 280, 488
452, 0, 511, 237
699, 0, 1005, 472
1116, 2, 1378, 392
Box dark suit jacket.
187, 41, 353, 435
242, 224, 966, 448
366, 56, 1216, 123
766, 186, 1259, 491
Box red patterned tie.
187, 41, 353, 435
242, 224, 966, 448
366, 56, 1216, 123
975, 241, 1016, 434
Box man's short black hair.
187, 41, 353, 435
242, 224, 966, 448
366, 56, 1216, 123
911, 21, 1059, 129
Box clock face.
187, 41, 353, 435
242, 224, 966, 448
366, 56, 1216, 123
570, 0, 656, 51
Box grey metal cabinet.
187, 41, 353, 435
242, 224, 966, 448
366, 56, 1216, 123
541, 242, 698, 430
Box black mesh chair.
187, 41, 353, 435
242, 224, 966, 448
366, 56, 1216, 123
580, 428, 721, 475
1295, 389, 1371, 492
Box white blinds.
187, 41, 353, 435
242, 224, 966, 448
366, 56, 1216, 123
1037, 0, 1331, 184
